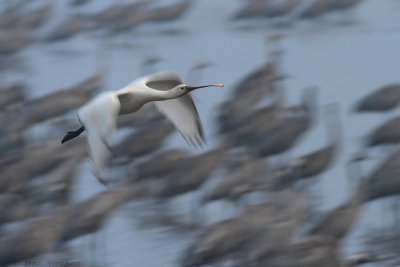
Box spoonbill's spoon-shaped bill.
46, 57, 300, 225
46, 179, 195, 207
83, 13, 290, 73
62, 71, 224, 183
187, 83, 224, 91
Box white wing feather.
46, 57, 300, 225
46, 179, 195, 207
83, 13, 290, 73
130, 71, 205, 145
78, 91, 120, 179
154, 95, 205, 146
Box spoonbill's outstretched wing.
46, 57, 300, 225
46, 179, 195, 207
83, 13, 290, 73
143, 71, 205, 146
155, 95, 205, 145
78, 91, 120, 180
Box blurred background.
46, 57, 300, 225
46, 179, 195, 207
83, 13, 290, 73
1, 0, 400, 266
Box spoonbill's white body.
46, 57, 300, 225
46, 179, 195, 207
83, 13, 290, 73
62, 71, 223, 182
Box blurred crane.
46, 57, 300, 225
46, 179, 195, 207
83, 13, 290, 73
0, 28, 33, 55
306, 183, 366, 244
33, 157, 85, 208
299, 0, 334, 19
182, 190, 306, 267
367, 168, 400, 202
230, 0, 269, 20
112, 120, 175, 164
61, 185, 146, 243
305, 154, 370, 244
293, 103, 341, 177
331, 0, 364, 11
45, 14, 98, 42
93, 0, 151, 28
70, 0, 91, 7
146, 0, 193, 23
181, 202, 279, 267
19, 2, 53, 30
240, 189, 308, 266
0, 82, 27, 111
263, 0, 302, 18
0, 206, 72, 266
156, 148, 227, 199
133, 148, 189, 182
232, 59, 282, 106
366, 115, 400, 147
354, 83, 400, 112
364, 228, 399, 266
0, 139, 85, 194
269, 103, 341, 189
0, 193, 37, 225
217, 74, 287, 143
21, 71, 105, 128
255, 236, 376, 267
201, 153, 266, 205
246, 87, 318, 158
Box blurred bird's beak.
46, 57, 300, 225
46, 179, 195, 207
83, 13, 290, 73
187, 83, 224, 91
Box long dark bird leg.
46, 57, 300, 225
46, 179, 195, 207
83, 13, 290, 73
62, 126, 85, 144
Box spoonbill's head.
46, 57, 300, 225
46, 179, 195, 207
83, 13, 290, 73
173, 83, 224, 97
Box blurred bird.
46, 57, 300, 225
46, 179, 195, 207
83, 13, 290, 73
201, 153, 266, 206
70, 0, 91, 7
182, 190, 306, 267
112, 120, 175, 163
0, 138, 86, 194
367, 149, 400, 180
0, 193, 37, 225
60, 185, 147, 263
269, 103, 341, 190
0, 206, 72, 266
181, 202, 280, 267
61, 71, 223, 183
230, 0, 267, 20
306, 183, 366, 244
305, 153, 371, 244
330, 0, 364, 11
0, 82, 27, 111
298, 0, 335, 19
366, 115, 400, 147
240, 189, 308, 266
133, 148, 189, 182
94, 0, 151, 28
45, 14, 98, 41
61, 186, 145, 243
156, 148, 227, 199
0, 28, 33, 55
255, 235, 376, 267
146, 0, 193, 23
246, 87, 318, 158
22, 71, 105, 128
263, 0, 302, 18
354, 83, 400, 113
367, 168, 400, 202
19, 2, 53, 30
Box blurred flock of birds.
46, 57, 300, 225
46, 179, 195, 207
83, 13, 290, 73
1, 0, 400, 266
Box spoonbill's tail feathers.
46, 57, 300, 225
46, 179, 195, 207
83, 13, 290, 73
61, 126, 85, 144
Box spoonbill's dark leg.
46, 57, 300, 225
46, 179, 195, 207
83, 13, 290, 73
61, 126, 85, 144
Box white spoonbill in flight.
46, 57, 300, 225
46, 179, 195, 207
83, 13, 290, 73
61, 71, 224, 180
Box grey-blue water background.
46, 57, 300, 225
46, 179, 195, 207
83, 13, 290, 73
3, 0, 400, 266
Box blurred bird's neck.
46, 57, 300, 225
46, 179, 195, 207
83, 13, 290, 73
145, 88, 180, 102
